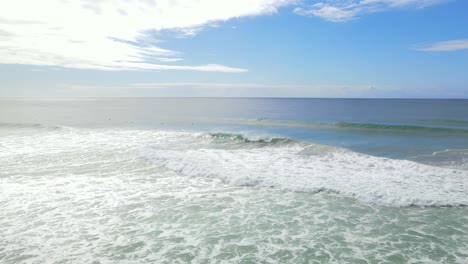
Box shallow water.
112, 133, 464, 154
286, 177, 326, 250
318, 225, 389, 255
1, 98, 467, 263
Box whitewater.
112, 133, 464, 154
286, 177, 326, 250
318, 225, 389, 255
1, 98, 468, 263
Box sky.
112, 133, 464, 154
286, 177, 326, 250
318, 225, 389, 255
0, 0, 467, 98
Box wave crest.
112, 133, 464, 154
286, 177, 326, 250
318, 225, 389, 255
208, 132, 299, 145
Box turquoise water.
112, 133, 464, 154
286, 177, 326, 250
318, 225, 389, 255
0, 98, 467, 263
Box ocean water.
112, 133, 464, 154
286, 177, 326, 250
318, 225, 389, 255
0, 98, 467, 263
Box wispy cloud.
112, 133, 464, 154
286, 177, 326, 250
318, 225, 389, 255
294, 0, 447, 22
414, 39, 468, 52
0, 0, 294, 72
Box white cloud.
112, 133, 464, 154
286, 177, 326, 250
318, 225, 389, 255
0, 0, 455, 72
0, 0, 293, 72
294, 0, 447, 22
414, 39, 468, 52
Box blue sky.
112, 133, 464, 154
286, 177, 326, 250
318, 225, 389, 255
0, 0, 467, 98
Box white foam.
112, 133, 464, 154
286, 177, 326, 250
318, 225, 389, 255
2, 127, 467, 263
142, 132, 468, 207
2, 127, 467, 207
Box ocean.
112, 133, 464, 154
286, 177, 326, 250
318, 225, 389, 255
1, 98, 467, 263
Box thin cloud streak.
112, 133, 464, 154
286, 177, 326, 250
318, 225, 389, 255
415, 39, 468, 52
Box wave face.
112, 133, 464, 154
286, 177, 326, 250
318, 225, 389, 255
142, 131, 468, 207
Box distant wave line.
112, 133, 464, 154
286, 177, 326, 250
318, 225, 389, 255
218, 118, 468, 135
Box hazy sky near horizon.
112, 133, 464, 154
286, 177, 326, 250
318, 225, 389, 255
0, 0, 467, 98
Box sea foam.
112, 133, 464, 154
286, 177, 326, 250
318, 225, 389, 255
143, 132, 468, 207
1, 125, 467, 207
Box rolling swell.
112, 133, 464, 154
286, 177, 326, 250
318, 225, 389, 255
333, 122, 468, 134
417, 119, 468, 126
237, 118, 468, 135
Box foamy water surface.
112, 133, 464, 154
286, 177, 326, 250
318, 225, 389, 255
1, 126, 468, 263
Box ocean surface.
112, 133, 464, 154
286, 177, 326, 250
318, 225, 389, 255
0, 98, 467, 263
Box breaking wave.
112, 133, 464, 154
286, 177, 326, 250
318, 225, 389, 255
143, 131, 468, 207
208, 132, 299, 145
2, 124, 467, 207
